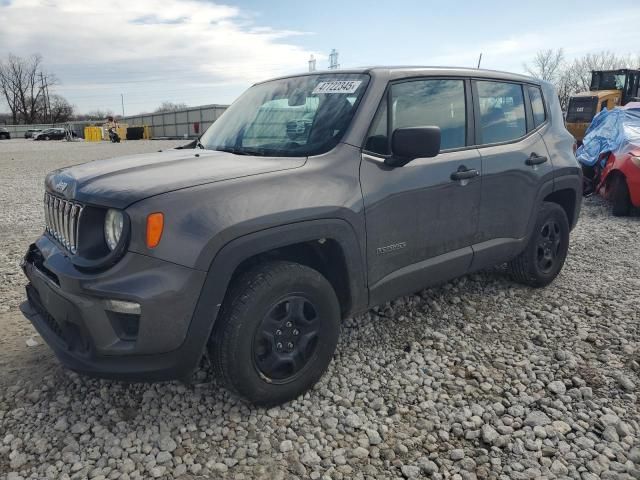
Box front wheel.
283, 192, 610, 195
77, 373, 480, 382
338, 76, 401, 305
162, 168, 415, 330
210, 261, 340, 406
508, 202, 570, 288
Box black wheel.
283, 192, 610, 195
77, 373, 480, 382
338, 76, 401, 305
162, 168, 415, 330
210, 261, 340, 406
0, 133, 8, 140
508, 202, 569, 288
44, 135, 50, 140
610, 175, 631, 217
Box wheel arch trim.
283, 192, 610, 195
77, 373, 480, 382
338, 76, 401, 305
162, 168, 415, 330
181, 218, 368, 373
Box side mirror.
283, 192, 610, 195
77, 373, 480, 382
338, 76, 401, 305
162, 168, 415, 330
386, 126, 441, 167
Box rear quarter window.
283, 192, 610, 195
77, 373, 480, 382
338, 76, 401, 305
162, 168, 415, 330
528, 86, 546, 128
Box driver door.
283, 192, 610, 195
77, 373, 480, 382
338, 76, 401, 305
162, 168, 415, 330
360, 77, 482, 305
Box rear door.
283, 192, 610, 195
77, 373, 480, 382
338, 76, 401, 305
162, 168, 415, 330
473, 80, 553, 253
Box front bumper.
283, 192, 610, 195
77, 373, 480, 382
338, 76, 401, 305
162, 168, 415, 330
20, 235, 209, 381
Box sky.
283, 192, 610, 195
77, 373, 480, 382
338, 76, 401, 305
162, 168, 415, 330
1, 0, 639, 115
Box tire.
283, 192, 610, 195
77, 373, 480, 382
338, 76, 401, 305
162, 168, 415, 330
45, 136, 50, 141
210, 261, 341, 406
508, 202, 570, 288
610, 175, 631, 217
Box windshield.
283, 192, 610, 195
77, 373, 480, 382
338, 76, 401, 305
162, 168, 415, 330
591, 71, 626, 91
199, 74, 370, 157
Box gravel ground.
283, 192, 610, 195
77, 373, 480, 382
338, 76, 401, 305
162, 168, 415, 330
1, 138, 639, 480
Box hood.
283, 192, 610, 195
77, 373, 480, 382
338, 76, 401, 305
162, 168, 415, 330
45, 149, 307, 209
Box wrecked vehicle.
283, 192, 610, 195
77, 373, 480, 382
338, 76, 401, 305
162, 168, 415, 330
577, 103, 640, 215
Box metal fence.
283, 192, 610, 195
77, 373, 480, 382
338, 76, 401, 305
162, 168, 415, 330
1, 122, 92, 138
1, 104, 228, 140
123, 104, 228, 139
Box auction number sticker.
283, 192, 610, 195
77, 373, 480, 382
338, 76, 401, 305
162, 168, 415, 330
312, 80, 362, 94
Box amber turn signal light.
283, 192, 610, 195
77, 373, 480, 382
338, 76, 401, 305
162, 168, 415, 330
146, 213, 164, 248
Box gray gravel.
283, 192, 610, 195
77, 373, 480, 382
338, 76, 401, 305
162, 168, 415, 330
1, 138, 640, 479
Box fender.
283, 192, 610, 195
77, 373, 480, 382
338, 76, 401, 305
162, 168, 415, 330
553, 173, 583, 230
179, 218, 368, 372
527, 178, 555, 236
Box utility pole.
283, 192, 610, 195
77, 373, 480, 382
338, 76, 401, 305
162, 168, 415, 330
121, 94, 125, 118
477, 53, 483, 69
39, 72, 49, 123
308, 55, 316, 72
329, 49, 339, 70
44, 76, 51, 123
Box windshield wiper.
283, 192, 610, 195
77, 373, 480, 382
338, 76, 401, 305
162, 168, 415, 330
214, 146, 255, 156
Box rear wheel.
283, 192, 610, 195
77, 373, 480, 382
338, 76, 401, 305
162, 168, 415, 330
210, 261, 340, 406
508, 202, 570, 288
610, 175, 631, 217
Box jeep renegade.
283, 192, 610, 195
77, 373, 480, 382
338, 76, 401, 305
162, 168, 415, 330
21, 67, 582, 405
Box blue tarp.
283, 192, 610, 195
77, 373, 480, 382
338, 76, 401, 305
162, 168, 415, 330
576, 102, 640, 167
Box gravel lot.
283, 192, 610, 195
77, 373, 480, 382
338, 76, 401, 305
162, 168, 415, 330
1, 138, 639, 480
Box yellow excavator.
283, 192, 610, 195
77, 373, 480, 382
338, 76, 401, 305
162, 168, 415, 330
566, 69, 640, 143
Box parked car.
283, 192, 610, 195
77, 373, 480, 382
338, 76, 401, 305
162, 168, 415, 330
34, 128, 66, 140
25, 128, 43, 139
20, 67, 582, 405
576, 103, 640, 215
591, 150, 640, 216
0, 127, 10, 139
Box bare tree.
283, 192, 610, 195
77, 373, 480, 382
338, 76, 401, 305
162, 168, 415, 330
74, 109, 115, 121
39, 94, 74, 123
524, 49, 565, 83
155, 101, 188, 113
525, 49, 640, 111
0, 53, 57, 124
569, 51, 632, 92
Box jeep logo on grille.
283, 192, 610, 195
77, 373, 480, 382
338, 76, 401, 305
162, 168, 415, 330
54, 181, 68, 193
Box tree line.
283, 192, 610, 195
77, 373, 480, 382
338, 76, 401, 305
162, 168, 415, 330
524, 49, 640, 110
0, 53, 74, 124
0, 53, 190, 126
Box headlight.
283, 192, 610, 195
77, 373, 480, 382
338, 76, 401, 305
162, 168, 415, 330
104, 209, 124, 251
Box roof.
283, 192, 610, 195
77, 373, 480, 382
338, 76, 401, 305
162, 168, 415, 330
257, 66, 543, 86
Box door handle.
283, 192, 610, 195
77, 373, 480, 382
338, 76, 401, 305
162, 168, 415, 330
526, 153, 548, 166
451, 167, 480, 181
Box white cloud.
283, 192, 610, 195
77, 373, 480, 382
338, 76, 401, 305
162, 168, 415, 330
422, 7, 640, 74
0, 0, 322, 112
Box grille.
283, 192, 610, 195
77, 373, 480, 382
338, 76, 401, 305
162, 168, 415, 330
44, 193, 84, 254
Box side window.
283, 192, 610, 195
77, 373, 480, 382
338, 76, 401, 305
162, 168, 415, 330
391, 79, 466, 150
364, 99, 389, 155
528, 86, 546, 128
476, 80, 526, 144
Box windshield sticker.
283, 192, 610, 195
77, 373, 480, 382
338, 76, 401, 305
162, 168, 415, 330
312, 80, 362, 94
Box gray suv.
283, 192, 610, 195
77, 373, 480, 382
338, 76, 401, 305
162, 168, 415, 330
20, 67, 581, 405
